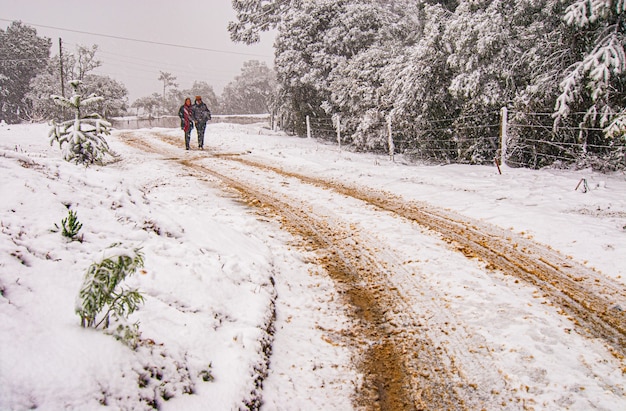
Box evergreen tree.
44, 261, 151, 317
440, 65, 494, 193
274, 0, 401, 136
325, 1, 421, 149
386, 4, 458, 161
49, 80, 112, 165
555, 0, 626, 124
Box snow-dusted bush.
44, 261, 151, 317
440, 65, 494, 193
76, 244, 144, 346
48, 80, 112, 165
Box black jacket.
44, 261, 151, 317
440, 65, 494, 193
193, 102, 212, 123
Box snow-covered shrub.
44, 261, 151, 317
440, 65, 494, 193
48, 79, 112, 165
76, 244, 144, 346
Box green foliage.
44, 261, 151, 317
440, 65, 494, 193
49, 80, 112, 165
76, 244, 145, 336
60, 209, 83, 241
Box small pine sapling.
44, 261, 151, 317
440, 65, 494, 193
57, 209, 83, 241
49, 79, 112, 165
76, 244, 145, 345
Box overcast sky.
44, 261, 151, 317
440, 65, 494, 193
1, 0, 276, 103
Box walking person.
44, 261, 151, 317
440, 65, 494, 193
178, 97, 195, 150
192, 96, 211, 149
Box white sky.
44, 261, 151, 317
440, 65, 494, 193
0, 0, 276, 102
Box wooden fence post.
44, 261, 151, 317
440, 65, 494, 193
387, 115, 395, 161
306, 115, 311, 139
336, 115, 341, 151
500, 106, 508, 169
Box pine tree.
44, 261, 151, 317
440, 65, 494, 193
555, 0, 626, 131
49, 80, 112, 165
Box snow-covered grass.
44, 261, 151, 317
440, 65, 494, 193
0, 122, 355, 410
1, 121, 625, 410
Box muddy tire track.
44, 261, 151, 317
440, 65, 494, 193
218, 151, 626, 359
174, 160, 472, 410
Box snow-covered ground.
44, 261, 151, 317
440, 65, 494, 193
1, 121, 625, 410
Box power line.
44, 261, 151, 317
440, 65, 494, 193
0, 17, 272, 58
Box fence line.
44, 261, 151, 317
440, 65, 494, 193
299, 109, 625, 170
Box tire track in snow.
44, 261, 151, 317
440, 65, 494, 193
174, 160, 487, 410
119, 130, 626, 409
118, 131, 514, 409
220, 153, 626, 359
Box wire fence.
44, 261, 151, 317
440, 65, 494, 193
296, 109, 626, 171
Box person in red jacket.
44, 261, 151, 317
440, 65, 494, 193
178, 97, 195, 150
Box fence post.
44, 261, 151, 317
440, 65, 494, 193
336, 115, 341, 151
387, 115, 395, 161
500, 106, 508, 169
306, 115, 311, 139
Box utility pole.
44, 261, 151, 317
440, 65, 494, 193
59, 38, 65, 98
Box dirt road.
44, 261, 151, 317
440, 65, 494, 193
119, 130, 626, 410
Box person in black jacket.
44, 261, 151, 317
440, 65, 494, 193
192, 96, 211, 149
178, 97, 194, 150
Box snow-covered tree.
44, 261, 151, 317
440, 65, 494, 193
81, 74, 128, 118
273, 0, 405, 136
227, 0, 624, 169
554, 0, 626, 138
27, 44, 128, 121
385, 4, 459, 161
0, 21, 51, 123
272, 1, 341, 134
220, 60, 277, 114
228, 0, 295, 44
131, 93, 162, 116
182, 81, 219, 112
49, 80, 112, 165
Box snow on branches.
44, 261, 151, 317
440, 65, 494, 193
48, 80, 112, 165
555, 0, 626, 135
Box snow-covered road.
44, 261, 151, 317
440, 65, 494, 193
1, 122, 625, 410
120, 126, 626, 410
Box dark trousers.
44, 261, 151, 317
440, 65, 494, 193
184, 130, 192, 150
196, 121, 207, 147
